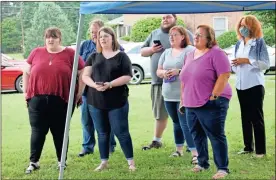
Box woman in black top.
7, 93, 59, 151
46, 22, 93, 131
82, 27, 135, 171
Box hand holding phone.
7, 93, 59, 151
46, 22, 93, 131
95, 82, 104, 86
179, 106, 185, 114
152, 40, 163, 53
153, 40, 162, 46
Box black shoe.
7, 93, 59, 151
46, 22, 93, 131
237, 150, 253, 155
142, 141, 162, 150
78, 150, 93, 157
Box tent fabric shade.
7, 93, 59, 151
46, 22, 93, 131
79, 1, 276, 14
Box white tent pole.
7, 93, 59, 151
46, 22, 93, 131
58, 13, 84, 180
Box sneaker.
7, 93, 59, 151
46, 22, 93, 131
25, 162, 40, 174
57, 161, 67, 170
78, 149, 93, 157
142, 141, 162, 150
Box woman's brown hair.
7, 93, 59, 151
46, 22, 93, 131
236, 15, 263, 39
169, 25, 192, 48
197, 25, 217, 48
44, 27, 62, 40
96, 27, 120, 53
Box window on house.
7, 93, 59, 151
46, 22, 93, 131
213, 17, 228, 37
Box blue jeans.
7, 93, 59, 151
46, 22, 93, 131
186, 97, 230, 172
88, 102, 133, 160
164, 101, 196, 150
81, 96, 116, 153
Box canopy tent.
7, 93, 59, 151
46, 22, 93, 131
79, 1, 275, 14
59, 1, 275, 179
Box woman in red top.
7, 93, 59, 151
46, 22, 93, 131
23, 27, 85, 174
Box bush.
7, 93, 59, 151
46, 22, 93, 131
263, 27, 275, 46
130, 17, 185, 42
120, 36, 131, 41
217, 30, 237, 49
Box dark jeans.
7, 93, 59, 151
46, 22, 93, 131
27, 95, 74, 162
88, 102, 133, 160
186, 97, 230, 172
237, 85, 266, 154
81, 96, 116, 153
164, 101, 196, 150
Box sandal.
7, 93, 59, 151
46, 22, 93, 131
129, 164, 136, 171
170, 151, 183, 157
192, 165, 206, 173
212, 170, 228, 179
191, 156, 198, 164
25, 162, 40, 174
94, 163, 108, 172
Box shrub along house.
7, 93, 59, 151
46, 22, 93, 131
123, 12, 244, 38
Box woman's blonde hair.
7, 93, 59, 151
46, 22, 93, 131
236, 15, 263, 39
197, 25, 217, 48
96, 27, 120, 53
169, 26, 192, 48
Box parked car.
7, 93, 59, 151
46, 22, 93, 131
69, 42, 151, 85
223, 45, 275, 74
1, 54, 25, 92
122, 42, 151, 85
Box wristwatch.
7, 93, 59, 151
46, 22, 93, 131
109, 82, 113, 89
211, 94, 218, 99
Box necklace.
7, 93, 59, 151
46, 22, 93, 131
49, 54, 53, 65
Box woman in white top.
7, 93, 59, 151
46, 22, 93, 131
157, 26, 198, 162
232, 15, 270, 158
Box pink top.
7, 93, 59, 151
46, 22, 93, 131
179, 45, 232, 107
26, 47, 85, 102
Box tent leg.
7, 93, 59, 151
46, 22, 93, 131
58, 14, 84, 180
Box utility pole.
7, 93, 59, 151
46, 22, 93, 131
20, 2, 25, 53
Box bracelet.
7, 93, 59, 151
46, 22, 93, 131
109, 82, 113, 89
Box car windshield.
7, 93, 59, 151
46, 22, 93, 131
126, 45, 142, 54
1, 54, 14, 67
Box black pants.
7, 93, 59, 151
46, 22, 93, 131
27, 95, 74, 162
236, 85, 266, 154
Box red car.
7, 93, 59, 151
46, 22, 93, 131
1, 54, 26, 92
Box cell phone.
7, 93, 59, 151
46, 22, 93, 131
95, 82, 104, 86
153, 40, 162, 46
179, 106, 185, 114
164, 76, 176, 83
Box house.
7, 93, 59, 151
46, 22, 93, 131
106, 16, 131, 38
123, 12, 244, 37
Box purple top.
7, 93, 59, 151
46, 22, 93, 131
179, 45, 232, 108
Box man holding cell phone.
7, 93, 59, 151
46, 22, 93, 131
141, 14, 194, 150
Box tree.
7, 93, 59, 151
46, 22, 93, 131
246, 10, 275, 28
1, 17, 22, 53
23, 2, 76, 58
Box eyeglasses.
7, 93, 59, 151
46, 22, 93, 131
194, 32, 207, 38
169, 33, 181, 37
99, 34, 111, 39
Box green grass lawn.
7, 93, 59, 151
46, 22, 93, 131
1, 79, 275, 179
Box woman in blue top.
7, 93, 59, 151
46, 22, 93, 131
232, 15, 269, 158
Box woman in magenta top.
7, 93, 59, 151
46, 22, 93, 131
179, 25, 232, 179
23, 27, 85, 174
